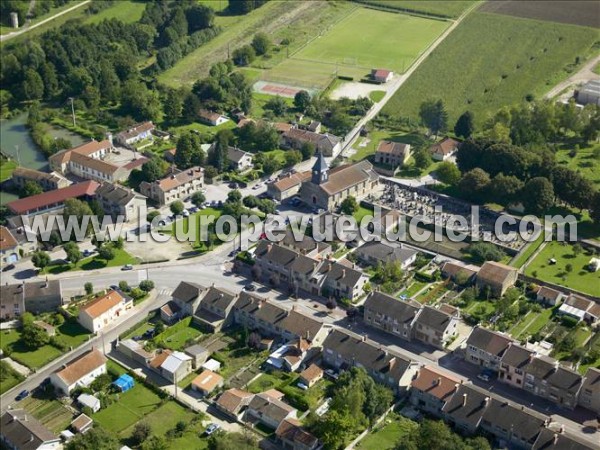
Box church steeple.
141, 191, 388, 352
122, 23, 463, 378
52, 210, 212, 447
311, 151, 328, 185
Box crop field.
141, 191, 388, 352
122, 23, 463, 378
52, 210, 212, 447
267, 8, 448, 89
382, 12, 599, 127
480, 0, 600, 28
353, 0, 475, 19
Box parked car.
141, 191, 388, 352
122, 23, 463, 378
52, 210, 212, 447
189, 207, 199, 213
297, 382, 308, 391
244, 284, 256, 292
325, 369, 339, 380
15, 390, 29, 401
228, 182, 238, 189
83, 249, 92, 257
2, 264, 15, 272
204, 423, 220, 436
122, 264, 133, 271
182, 210, 190, 217
477, 373, 491, 382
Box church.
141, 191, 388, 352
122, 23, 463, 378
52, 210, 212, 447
299, 153, 380, 211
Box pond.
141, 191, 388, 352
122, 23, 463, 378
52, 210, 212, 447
0, 113, 86, 204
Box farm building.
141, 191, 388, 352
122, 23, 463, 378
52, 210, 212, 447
113, 374, 135, 392
371, 68, 393, 83
576, 79, 600, 106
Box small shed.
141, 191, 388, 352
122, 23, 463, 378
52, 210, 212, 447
113, 374, 135, 392
71, 414, 93, 434
77, 393, 101, 413
202, 358, 222, 373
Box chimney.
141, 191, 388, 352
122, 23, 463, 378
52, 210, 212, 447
553, 434, 559, 445
44, 276, 48, 288
362, 335, 367, 342
305, 330, 310, 340
436, 377, 442, 386
292, 305, 297, 312
559, 425, 564, 434
483, 396, 490, 407
462, 393, 467, 406
454, 383, 460, 392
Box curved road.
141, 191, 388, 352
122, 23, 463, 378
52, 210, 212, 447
0, 0, 91, 42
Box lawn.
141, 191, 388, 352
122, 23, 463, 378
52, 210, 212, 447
0, 159, 17, 181
524, 241, 600, 297
153, 317, 203, 351
355, 1, 476, 19
354, 205, 375, 223
415, 282, 449, 304
92, 383, 162, 434
168, 119, 236, 137
84, 1, 146, 25
349, 130, 428, 162
357, 414, 418, 450
164, 207, 222, 249
0, 360, 24, 395
215, 345, 266, 381
270, 8, 448, 88
509, 310, 538, 339
0, 321, 90, 370
552, 326, 592, 361
42, 248, 138, 275
382, 12, 600, 127
555, 144, 600, 188
400, 280, 429, 298
369, 90, 386, 102
511, 232, 545, 268
251, 92, 295, 120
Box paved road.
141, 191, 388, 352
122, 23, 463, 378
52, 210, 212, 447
0, 0, 91, 42
335, 1, 481, 161
545, 53, 600, 100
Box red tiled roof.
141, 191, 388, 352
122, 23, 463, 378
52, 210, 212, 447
0, 226, 18, 251
373, 69, 392, 78
7, 181, 100, 214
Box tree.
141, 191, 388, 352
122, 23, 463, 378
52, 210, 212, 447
459, 168, 491, 203
22, 181, 43, 198
114, 236, 124, 250
98, 245, 115, 262
264, 95, 288, 116
251, 32, 271, 56
300, 141, 315, 160
139, 280, 155, 292
170, 201, 185, 215
147, 210, 160, 224
31, 251, 51, 270
142, 435, 168, 450
232, 45, 256, 66
488, 173, 524, 205
119, 280, 130, 292
131, 422, 152, 445
413, 149, 431, 170
419, 99, 447, 136
572, 243, 583, 257
66, 427, 119, 450
468, 242, 506, 263
141, 159, 165, 183
227, 189, 242, 203
63, 198, 94, 238
284, 150, 302, 167
454, 110, 474, 138
340, 196, 359, 215
175, 131, 206, 169
436, 161, 461, 185
523, 177, 554, 215
186, 4, 215, 32
84, 282, 93, 295
20, 313, 49, 349
23, 69, 44, 100
294, 90, 311, 111
309, 409, 357, 450
209, 129, 233, 172
191, 191, 206, 206
64, 242, 82, 265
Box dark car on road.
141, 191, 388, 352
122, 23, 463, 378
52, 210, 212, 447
15, 390, 29, 401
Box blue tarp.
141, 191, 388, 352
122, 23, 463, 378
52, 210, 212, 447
112, 374, 135, 392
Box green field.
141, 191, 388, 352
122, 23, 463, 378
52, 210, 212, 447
21, 395, 73, 433
0, 360, 24, 395
382, 12, 600, 127
266, 8, 448, 89
93, 383, 162, 433
357, 414, 418, 450
153, 317, 203, 350
1, 322, 90, 369
84, 1, 145, 25
511, 232, 545, 268
555, 145, 600, 188
524, 241, 600, 297
354, 1, 475, 18
42, 248, 138, 275
0, 159, 17, 181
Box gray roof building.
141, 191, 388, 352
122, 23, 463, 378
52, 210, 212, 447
0, 409, 59, 450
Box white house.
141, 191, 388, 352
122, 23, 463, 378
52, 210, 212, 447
160, 351, 193, 383
371, 68, 393, 83
115, 121, 155, 146
78, 290, 133, 333
198, 109, 229, 126
227, 146, 254, 172
50, 349, 107, 396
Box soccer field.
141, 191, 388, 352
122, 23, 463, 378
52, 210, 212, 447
264, 8, 448, 89
295, 8, 448, 75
